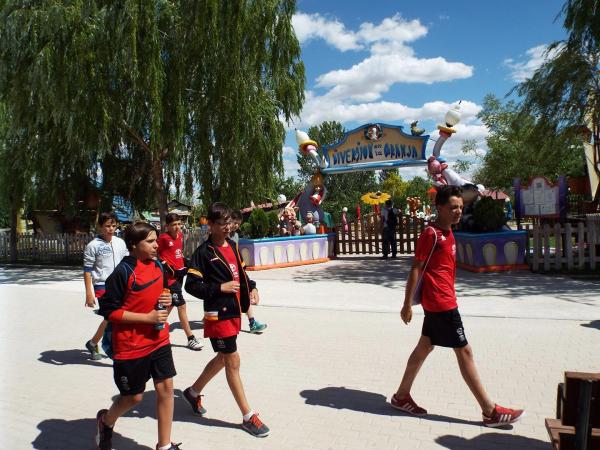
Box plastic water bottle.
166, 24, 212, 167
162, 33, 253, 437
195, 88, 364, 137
154, 288, 170, 330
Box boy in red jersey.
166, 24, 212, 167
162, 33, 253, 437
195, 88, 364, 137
96, 222, 181, 450
158, 213, 203, 350
391, 186, 525, 428
183, 202, 269, 438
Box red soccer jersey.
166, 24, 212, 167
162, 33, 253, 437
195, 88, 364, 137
414, 225, 458, 312
203, 243, 242, 339
157, 232, 184, 286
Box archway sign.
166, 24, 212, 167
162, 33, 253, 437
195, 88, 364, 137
320, 123, 429, 174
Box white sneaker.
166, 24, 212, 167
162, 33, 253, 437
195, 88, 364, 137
187, 337, 204, 351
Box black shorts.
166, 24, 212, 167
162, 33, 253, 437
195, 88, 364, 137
422, 308, 468, 348
169, 280, 186, 307
209, 335, 237, 354
113, 344, 176, 395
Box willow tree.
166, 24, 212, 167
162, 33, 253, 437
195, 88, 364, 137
514, 0, 600, 199
0, 0, 304, 223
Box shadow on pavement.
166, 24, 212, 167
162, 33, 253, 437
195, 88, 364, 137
581, 320, 600, 330
0, 267, 80, 285
169, 320, 204, 332
299, 386, 480, 426
291, 256, 600, 304
110, 389, 241, 432
38, 349, 112, 367
436, 433, 552, 450
32, 418, 151, 449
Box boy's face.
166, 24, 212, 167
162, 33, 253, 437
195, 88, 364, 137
165, 220, 182, 238
132, 230, 158, 261
437, 195, 463, 225
209, 217, 231, 240
98, 219, 117, 239
230, 219, 242, 233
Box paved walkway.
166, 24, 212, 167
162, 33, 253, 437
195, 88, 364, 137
1, 257, 599, 449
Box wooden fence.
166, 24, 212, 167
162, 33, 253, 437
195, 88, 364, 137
335, 215, 426, 256
529, 214, 600, 272
0, 232, 94, 264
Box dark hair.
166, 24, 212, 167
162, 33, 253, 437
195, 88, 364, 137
435, 185, 463, 206
123, 221, 157, 251
98, 211, 117, 226
207, 202, 232, 222
385, 199, 393, 207
165, 212, 180, 224
231, 210, 243, 222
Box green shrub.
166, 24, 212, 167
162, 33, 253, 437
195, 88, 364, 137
472, 197, 505, 232
266, 210, 280, 236
247, 208, 270, 238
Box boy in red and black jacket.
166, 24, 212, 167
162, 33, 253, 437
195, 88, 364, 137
96, 222, 181, 450
183, 202, 269, 438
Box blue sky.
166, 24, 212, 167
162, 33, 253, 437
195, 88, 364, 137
282, 0, 568, 179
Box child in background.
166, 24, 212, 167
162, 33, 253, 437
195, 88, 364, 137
158, 213, 203, 350
229, 210, 267, 334
83, 211, 129, 360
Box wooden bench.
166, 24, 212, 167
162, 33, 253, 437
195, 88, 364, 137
545, 372, 600, 450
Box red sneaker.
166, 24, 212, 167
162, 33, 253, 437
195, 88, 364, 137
390, 393, 427, 416
483, 404, 525, 427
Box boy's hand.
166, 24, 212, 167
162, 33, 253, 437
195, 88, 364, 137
401, 304, 412, 324
159, 291, 172, 308
250, 288, 260, 305
85, 292, 96, 308
221, 281, 240, 294
148, 309, 169, 324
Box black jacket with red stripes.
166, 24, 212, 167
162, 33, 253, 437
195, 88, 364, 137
185, 237, 256, 321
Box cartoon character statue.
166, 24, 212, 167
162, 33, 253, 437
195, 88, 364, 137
427, 155, 482, 204
341, 207, 349, 234
303, 212, 317, 235
296, 129, 328, 169
279, 207, 297, 236
309, 173, 327, 206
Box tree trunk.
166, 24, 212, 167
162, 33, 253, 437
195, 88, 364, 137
9, 204, 18, 263
151, 156, 169, 227
594, 122, 600, 202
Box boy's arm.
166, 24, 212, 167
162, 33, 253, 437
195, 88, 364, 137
400, 260, 424, 324
83, 243, 96, 307
184, 250, 221, 300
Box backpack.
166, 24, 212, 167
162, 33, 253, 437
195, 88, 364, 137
386, 208, 398, 229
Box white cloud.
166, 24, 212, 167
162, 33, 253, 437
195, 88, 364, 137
292, 12, 362, 51
504, 44, 561, 82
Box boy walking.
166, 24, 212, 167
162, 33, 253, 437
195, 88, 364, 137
183, 202, 269, 437
229, 210, 267, 334
391, 186, 524, 427
158, 213, 203, 350
96, 222, 181, 450
83, 211, 128, 360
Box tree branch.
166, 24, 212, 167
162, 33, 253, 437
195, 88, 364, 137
121, 120, 151, 154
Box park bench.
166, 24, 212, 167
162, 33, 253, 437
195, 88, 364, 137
545, 372, 600, 450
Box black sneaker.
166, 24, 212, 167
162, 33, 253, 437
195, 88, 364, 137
95, 409, 113, 450
155, 443, 182, 450
242, 413, 270, 437
183, 387, 206, 415
86, 340, 103, 360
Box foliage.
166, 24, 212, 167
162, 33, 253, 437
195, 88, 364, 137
512, 0, 600, 198
474, 94, 585, 190
0, 0, 305, 223
246, 208, 270, 239
266, 210, 280, 236
472, 197, 506, 232
381, 172, 408, 206
453, 139, 478, 175
273, 176, 304, 202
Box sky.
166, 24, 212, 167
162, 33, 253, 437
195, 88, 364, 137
282, 0, 569, 180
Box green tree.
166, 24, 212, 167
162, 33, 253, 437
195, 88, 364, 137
0, 1, 304, 224
300, 121, 378, 223
513, 0, 600, 198
381, 172, 408, 205
475, 94, 585, 190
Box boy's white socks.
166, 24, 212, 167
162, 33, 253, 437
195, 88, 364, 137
188, 386, 200, 397
243, 410, 255, 422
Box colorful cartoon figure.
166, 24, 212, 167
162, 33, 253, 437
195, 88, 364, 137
364, 123, 383, 141
295, 129, 328, 169
341, 207, 349, 234
303, 212, 317, 235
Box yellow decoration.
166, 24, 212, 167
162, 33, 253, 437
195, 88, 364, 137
361, 191, 391, 205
